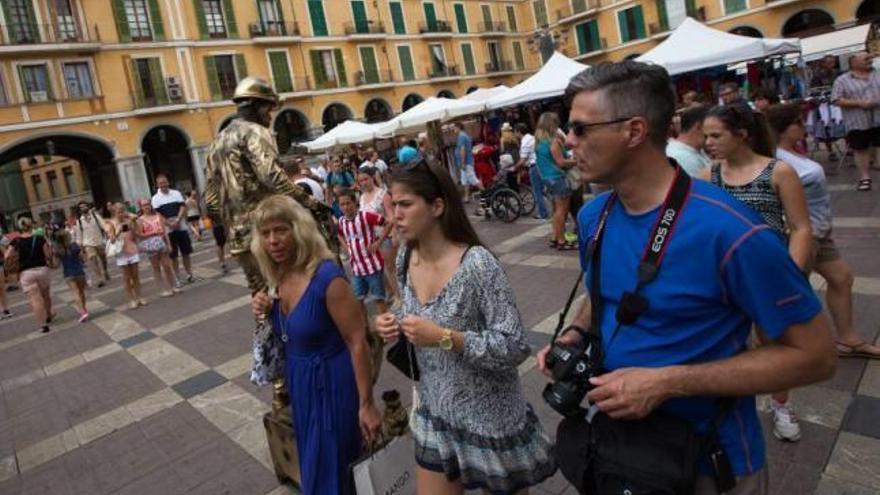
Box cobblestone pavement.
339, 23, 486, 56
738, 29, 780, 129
1, 158, 879, 495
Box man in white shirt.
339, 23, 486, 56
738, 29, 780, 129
361, 148, 387, 174
151, 175, 194, 287
666, 104, 712, 176
310, 157, 329, 182
74, 201, 110, 287
282, 157, 325, 202
515, 123, 549, 219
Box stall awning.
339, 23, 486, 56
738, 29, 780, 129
487, 52, 589, 109
800, 24, 871, 62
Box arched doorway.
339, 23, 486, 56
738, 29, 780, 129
322, 103, 353, 133
782, 10, 835, 37
466, 86, 479, 94
0, 134, 121, 226
142, 126, 196, 193
437, 90, 456, 98
364, 98, 393, 123
274, 109, 310, 154
857, 0, 880, 24
729, 26, 763, 38
402, 93, 424, 112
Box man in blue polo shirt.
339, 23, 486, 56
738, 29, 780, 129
538, 62, 836, 494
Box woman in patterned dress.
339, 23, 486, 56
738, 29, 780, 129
375, 157, 556, 494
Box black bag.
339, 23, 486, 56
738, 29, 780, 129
385, 246, 419, 381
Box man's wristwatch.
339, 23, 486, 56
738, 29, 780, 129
438, 328, 454, 351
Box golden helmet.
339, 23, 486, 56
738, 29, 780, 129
232, 77, 279, 106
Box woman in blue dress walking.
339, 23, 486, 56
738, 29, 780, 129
251, 195, 381, 494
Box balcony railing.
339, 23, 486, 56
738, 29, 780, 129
354, 69, 394, 86
313, 77, 346, 90
249, 21, 300, 37
477, 21, 507, 33
428, 65, 458, 79
485, 61, 513, 73
555, 0, 600, 22
132, 93, 172, 109
343, 20, 385, 35
418, 20, 453, 34
0, 22, 99, 45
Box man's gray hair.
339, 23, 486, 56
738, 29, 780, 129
564, 61, 676, 148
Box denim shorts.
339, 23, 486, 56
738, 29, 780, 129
545, 177, 572, 200
352, 271, 386, 302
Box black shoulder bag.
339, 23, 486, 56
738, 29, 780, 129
385, 246, 419, 381
555, 167, 737, 495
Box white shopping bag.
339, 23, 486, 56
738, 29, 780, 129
351, 434, 416, 495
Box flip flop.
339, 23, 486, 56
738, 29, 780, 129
836, 341, 880, 360
857, 179, 872, 191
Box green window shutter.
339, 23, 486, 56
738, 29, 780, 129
397, 46, 415, 81
110, 0, 131, 42
513, 42, 524, 70
575, 23, 588, 55
461, 44, 475, 75
234, 54, 248, 81
390, 2, 405, 34
655, 0, 668, 31
506, 6, 517, 32
269, 51, 293, 93
308, 1, 328, 36
4, 0, 41, 42
359, 47, 379, 83
481, 5, 492, 26
129, 59, 144, 106
454, 4, 467, 33
333, 49, 347, 87
618, 9, 630, 42
223, 0, 238, 37
424, 3, 437, 31
685, 0, 697, 17
310, 51, 327, 86
275, 0, 285, 23
588, 21, 600, 51
533, 1, 547, 27
148, 58, 168, 104
633, 6, 645, 39
147, 0, 165, 40
352, 1, 368, 33
193, 0, 209, 39
724, 0, 746, 14
204, 56, 221, 101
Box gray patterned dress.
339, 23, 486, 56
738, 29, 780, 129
396, 245, 556, 493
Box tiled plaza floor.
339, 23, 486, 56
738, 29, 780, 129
1, 156, 880, 494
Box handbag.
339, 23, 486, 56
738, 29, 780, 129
3, 243, 19, 274
351, 433, 417, 495
385, 246, 420, 381
250, 287, 286, 386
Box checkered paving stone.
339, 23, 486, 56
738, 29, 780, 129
2, 161, 880, 494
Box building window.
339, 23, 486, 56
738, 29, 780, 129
0, 70, 9, 105
532, 0, 548, 27
62, 62, 95, 99
309, 49, 347, 89
487, 41, 503, 70
131, 57, 168, 106
257, 0, 283, 33
31, 175, 42, 202
46, 171, 59, 198
512, 41, 524, 70
506, 5, 517, 32
268, 51, 293, 93
214, 55, 237, 97
618, 5, 646, 43
461, 43, 476, 75
723, 0, 747, 15
453, 3, 467, 33
481, 4, 493, 26
19, 64, 52, 103
203, 0, 227, 38
358, 46, 380, 84
396, 45, 415, 81
389, 2, 406, 34
6, 0, 39, 43
54, 0, 80, 41
428, 44, 446, 76
124, 0, 153, 41
308, 0, 328, 36
62, 166, 76, 194
576, 20, 602, 54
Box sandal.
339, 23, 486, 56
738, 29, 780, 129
556, 241, 577, 251
857, 179, 872, 191
836, 340, 880, 359
549, 239, 559, 249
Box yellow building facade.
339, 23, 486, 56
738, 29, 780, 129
18, 155, 92, 222
0, 0, 873, 204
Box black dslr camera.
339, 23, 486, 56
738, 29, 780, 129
542, 328, 603, 417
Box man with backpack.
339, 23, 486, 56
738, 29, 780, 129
73, 201, 109, 288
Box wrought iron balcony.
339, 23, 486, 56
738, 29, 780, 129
428, 65, 458, 79
418, 20, 453, 35
485, 61, 514, 73
249, 21, 300, 38
0, 22, 99, 45
343, 20, 386, 36
477, 21, 507, 34
555, 0, 601, 23
354, 69, 394, 86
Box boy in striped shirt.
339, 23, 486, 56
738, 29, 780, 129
337, 190, 392, 319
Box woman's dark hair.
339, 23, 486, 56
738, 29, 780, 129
706, 103, 775, 157
390, 157, 482, 248
751, 87, 779, 104
763, 102, 802, 139
357, 166, 381, 187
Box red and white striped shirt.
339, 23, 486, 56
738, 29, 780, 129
338, 211, 384, 276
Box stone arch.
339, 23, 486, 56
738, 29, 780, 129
782, 9, 835, 37
401, 93, 424, 112
857, 0, 880, 24
273, 108, 311, 153
437, 89, 456, 98
322, 102, 353, 133
141, 125, 196, 193
364, 98, 393, 123
729, 26, 763, 38
466, 86, 479, 94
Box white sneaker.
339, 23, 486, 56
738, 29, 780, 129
771, 400, 802, 442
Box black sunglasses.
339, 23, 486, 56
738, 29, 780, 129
566, 116, 634, 137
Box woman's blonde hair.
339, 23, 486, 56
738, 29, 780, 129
535, 112, 560, 142
250, 195, 334, 289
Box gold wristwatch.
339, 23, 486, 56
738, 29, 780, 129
438, 328, 454, 351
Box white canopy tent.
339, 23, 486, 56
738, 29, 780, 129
486, 52, 589, 109
381, 96, 488, 134
302, 120, 392, 152
799, 24, 870, 62
461, 86, 509, 102
637, 18, 801, 76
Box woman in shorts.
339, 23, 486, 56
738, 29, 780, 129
54, 230, 89, 322
107, 203, 145, 309
5, 217, 53, 333
136, 199, 177, 297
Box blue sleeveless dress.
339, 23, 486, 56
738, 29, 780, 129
272, 260, 362, 495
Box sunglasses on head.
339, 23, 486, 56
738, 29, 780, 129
565, 116, 634, 137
